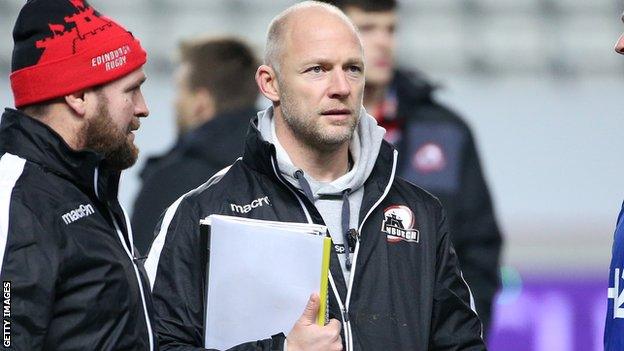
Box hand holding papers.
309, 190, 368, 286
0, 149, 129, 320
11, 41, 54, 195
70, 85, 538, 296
200, 215, 333, 350
286, 293, 343, 351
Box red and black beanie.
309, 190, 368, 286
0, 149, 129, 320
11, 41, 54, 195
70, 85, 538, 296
10, 0, 147, 108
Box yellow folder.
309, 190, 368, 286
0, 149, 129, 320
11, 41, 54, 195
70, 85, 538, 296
318, 236, 332, 326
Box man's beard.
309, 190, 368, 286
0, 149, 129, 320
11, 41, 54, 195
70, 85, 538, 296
83, 100, 138, 171
280, 87, 360, 152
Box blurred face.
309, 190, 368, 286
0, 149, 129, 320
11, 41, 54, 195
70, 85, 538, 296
345, 7, 397, 87
174, 63, 198, 135
84, 68, 149, 170
616, 14, 624, 55
277, 13, 365, 150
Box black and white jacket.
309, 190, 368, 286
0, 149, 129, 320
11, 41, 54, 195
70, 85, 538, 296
0, 108, 156, 350
146, 116, 485, 351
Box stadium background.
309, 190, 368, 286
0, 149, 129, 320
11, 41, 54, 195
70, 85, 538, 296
1, 0, 623, 349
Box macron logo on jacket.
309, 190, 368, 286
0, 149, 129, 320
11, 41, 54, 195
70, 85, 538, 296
61, 204, 95, 225
230, 196, 270, 214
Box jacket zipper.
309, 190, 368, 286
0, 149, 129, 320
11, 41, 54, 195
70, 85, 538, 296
343, 149, 398, 351
95, 168, 155, 351
270, 150, 399, 351
269, 157, 349, 347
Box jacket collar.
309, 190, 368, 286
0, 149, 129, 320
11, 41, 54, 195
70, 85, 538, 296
242, 114, 396, 199
0, 108, 119, 200
241, 115, 279, 177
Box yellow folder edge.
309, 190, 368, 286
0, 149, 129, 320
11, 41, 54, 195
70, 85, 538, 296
317, 237, 332, 326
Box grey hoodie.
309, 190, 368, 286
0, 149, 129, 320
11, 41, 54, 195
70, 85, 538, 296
257, 106, 385, 282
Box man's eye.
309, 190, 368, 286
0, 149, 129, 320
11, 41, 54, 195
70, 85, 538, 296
306, 66, 323, 74
349, 66, 362, 73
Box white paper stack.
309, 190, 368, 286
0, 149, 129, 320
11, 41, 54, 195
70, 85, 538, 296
201, 215, 330, 350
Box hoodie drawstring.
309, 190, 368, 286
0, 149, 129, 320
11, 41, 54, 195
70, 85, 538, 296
341, 189, 352, 270
294, 170, 314, 202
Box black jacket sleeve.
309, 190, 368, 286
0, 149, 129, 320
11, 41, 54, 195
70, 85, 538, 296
429, 206, 486, 350
148, 197, 285, 351
452, 129, 502, 333
1, 203, 59, 350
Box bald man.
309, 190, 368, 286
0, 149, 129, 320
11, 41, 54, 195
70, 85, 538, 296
147, 2, 484, 350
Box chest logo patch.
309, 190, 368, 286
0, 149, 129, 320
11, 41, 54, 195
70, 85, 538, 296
61, 204, 95, 225
412, 142, 446, 174
381, 205, 419, 243
230, 196, 270, 214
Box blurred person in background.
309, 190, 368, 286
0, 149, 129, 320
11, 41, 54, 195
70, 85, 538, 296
604, 19, 624, 351
321, 0, 503, 335
0, 0, 155, 349
131, 36, 258, 255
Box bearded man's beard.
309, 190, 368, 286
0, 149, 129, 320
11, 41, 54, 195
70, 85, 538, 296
84, 100, 139, 171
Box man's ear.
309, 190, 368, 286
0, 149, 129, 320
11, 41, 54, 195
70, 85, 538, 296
194, 88, 216, 122
64, 91, 87, 116
255, 65, 280, 103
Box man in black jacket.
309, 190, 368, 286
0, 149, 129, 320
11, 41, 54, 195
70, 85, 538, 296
132, 37, 259, 255
0, 0, 155, 349
147, 2, 485, 350
321, 0, 503, 335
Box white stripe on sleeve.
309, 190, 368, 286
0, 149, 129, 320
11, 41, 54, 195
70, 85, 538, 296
144, 196, 185, 290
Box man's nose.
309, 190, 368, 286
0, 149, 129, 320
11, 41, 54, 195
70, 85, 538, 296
615, 33, 624, 55
373, 30, 393, 50
328, 71, 351, 98
135, 92, 149, 118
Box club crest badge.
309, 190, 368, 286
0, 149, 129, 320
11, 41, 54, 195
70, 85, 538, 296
381, 205, 419, 243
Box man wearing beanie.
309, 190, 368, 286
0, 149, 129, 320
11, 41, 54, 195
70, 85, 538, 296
0, 0, 155, 349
